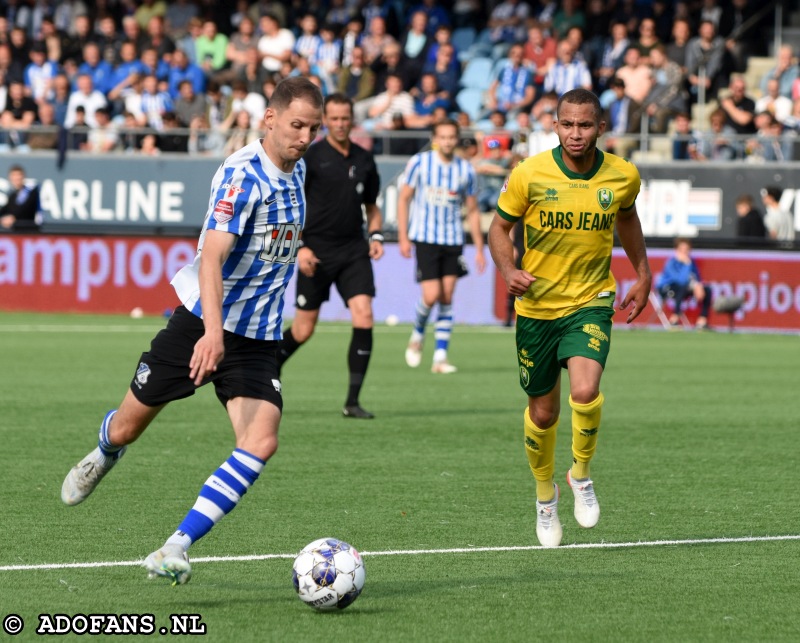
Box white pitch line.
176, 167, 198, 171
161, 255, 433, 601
0, 324, 512, 334
0, 325, 161, 333
2, 534, 799, 572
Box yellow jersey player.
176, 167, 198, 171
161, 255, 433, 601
488, 88, 652, 547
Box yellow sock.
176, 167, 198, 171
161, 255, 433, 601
569, 393, 604, 480
523, 407, 558, 502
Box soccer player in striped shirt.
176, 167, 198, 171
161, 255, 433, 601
61, 77, 323, 585
398, 119, 486, 374
489, 89, 651, 548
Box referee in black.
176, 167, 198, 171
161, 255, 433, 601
277, 93, 384, 419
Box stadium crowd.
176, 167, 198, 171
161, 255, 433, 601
0, 0, 792, 163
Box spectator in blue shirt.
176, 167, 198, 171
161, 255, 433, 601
109, 41, 146, 99
657, 237, 712, 329
139, 47, 170, 84
77, 42, 114, 95
485, 43, 535, 118
167, 48, 206, 100
23, 43, 59, 103
409, 0, 450, 37
421, 42, 459, 108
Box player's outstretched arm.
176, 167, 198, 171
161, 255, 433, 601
616, 206, 652, 324
191, 229, 236, 385
489, 214, 535, 297
396, 184, 414, 258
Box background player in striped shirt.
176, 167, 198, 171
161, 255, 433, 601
60, 77, 323, 585
397, 119, 486, 374
489, 88, 651, 548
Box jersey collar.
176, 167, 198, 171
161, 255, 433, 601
551, 146, 604, 181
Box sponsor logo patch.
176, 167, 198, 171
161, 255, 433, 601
582, 323, 609, 342
213, 200, 234, 224
518, 348, 534, 368
221, 183, 245, 199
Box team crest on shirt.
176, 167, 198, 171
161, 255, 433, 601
501, 177, 509, 193
135, 362, 151, 388
597, 188, 614, 211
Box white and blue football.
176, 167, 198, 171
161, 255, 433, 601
292, 538, 366, 611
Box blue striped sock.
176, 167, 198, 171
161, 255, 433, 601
97, 410, 123, 457
434, 304, 453, 352
413, 299, 432, 337
167, 449, 265, 549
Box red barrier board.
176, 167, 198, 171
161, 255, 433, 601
495, 248, 800, 332
0, 235, 196, 314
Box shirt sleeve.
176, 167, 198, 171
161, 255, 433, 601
364, 155, 381, 205
206, 163, 262, 236
620, 162, 642, 211
401, 154, 421, 188
496, 160, 526, 221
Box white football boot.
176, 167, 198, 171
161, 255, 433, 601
567, 470, 600, 528
405, 338, 423, 368
431, 360, 458, 374
144, 544, 192, 586
536, 484, 562, 548
61, 446, 127, 506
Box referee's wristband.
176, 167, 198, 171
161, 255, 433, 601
369, 232, 385, 243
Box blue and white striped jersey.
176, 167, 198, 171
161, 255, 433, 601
402, 150, 477, 246
171, 139, 306, 341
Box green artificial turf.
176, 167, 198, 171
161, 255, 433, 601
1, 312, 797, 642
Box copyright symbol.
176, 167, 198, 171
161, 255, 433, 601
2, 614, 23, 635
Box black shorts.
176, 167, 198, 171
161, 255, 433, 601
295, 239, 375, 310
414, 242, 468, 282
130, 306, 283, 411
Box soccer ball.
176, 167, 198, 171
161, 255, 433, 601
292, 538, 366, 611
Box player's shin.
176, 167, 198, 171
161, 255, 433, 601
432, 304, 453, 363
346, 327, 372, 406
412, 299, 432, 339
97, 409, 124, 461
569, 393, 604, 480
165, 448, 265, 550
523, 408, 558, 502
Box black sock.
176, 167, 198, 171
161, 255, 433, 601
277, 327, 302, 371
346, 327, 372, 406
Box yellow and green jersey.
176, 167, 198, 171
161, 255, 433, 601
497, 146, 640, 320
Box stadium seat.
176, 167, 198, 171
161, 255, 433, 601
455, 88, 484, 122
459, 57, 494, 91
452, 27, 477, 63
492, 57, 510, 78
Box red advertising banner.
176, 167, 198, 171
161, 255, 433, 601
0, 235, 196, 314
3, 236, 799, 332
495, 248, 800, 332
